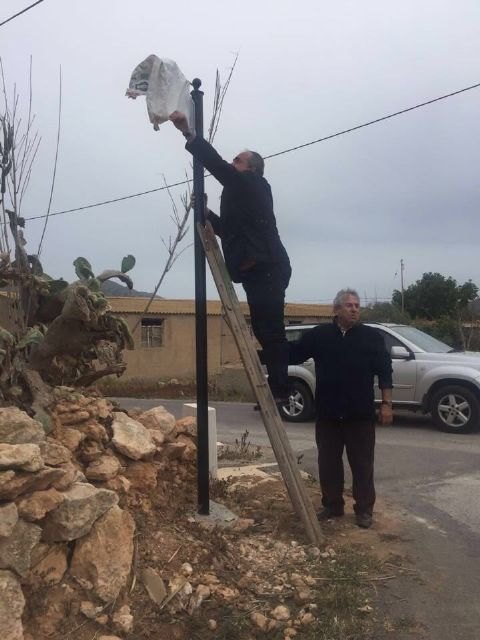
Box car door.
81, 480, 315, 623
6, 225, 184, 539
373, 328, 417, 404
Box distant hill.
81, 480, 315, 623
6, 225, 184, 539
101, 280, 162, 298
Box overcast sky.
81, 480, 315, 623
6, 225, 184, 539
2, 0, 479, 304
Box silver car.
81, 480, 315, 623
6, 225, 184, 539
282, 322, 480, 433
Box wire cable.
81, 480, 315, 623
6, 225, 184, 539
0, 0, 45, 27
264, 81, 480, 160
23, 80, 480, 223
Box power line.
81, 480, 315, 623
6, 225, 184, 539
24, 79, 480, 223
0, 0, 45, 27
23, 177, 194, 221
264, 81, 480, 160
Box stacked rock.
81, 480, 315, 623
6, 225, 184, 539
0, 393, 197, 639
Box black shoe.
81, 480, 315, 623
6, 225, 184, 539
355, 513, 373, 529
317, 508, 344, 521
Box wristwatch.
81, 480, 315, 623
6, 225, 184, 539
381, 401, 392, 406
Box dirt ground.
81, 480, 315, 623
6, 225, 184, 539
23, 457, 429, 640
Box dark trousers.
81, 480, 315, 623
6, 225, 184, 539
315, 418, 376, 515
242, 264, 291, 398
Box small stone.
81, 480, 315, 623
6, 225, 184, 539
124, 461, 158, 491
27, 543, 68, 586
300, 612, 315, 625
161, 442, 187, 461
208, 619, 217, 630
181, 562, 193, 577
39, 439, 72, 466
137, 406, 176, 436
81, 422, 109, 444
0, 519, 42, 576
85, 456, 121, 481
177, 434, 197, 461
41, 482, 118, 542
98, 636, 122, 640
51, 461, 78, 491
17, 488, 65, 521
271, 605, 290, 621
230, 518, 255, 532
294, 588, 312, 602
0, 502, 18, 538
251, 612, 269, 631
284, 628, 297, 638
141, 567, 167, 605
290, 573, 306, 588
187, 584, 210, 614
95, 398, 113, 419
70, 505, 135, 602
148, 429, 165, 448
80, 600, 103, 620
57, 428, 84, 451
213, 585, 239, 601
175, 416, 197, 437
0, 569, 25, 640
0, 407, 45, 444
104, 475, 131, 494
59, 410, 90, 425
0, 443, 44, 472
112, 604, 133, 633
357, 604, 373, 614
78, 439, 105, 463
0, 466, 65, 500
111, 413, 156, 460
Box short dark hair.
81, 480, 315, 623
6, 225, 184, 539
247, 150, 265, 176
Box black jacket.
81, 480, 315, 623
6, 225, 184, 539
289, 321, 393, 421
185, 137, 290, 283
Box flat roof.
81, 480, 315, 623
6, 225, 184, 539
107, 297, 333, 318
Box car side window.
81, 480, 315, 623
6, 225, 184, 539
374, 329, 405, 353
286, 329, 305, 343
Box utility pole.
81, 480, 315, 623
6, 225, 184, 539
191, 78, 209, 515
400, 258, 405, 314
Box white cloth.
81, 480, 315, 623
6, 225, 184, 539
126, 55, 194, 131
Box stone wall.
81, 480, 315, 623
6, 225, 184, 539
0, 392, 198, 639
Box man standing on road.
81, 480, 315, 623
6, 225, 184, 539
169, 111, 292, 403
289, 289, 393, 528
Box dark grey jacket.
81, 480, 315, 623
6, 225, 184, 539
289, 321, 393, 421
186, 136, 290, 283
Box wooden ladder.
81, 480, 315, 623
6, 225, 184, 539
198, 222, 324, 546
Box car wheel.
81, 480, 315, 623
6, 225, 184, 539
430, 385, 480, 433
280, 379, 314, 423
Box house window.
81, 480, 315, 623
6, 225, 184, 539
141, 318, 164, 348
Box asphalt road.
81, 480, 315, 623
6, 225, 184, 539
114, 398, 480, 639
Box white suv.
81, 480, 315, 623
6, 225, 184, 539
282, 323, 480, 433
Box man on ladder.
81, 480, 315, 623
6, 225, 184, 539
169, 111, 292, 404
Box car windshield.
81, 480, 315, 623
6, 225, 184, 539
391, 326, 452, 353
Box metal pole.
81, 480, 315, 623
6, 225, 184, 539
191, 78, 210, 515
400, 258, 405, 314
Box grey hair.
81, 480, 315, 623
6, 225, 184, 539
246, 150, 265, 176
333, 288, 360, 308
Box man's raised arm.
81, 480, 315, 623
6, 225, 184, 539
169, 111, 239, 187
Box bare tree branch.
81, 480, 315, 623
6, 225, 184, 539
38, 65, 62, 256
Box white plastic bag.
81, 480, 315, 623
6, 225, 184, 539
126, 55, 194, 131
